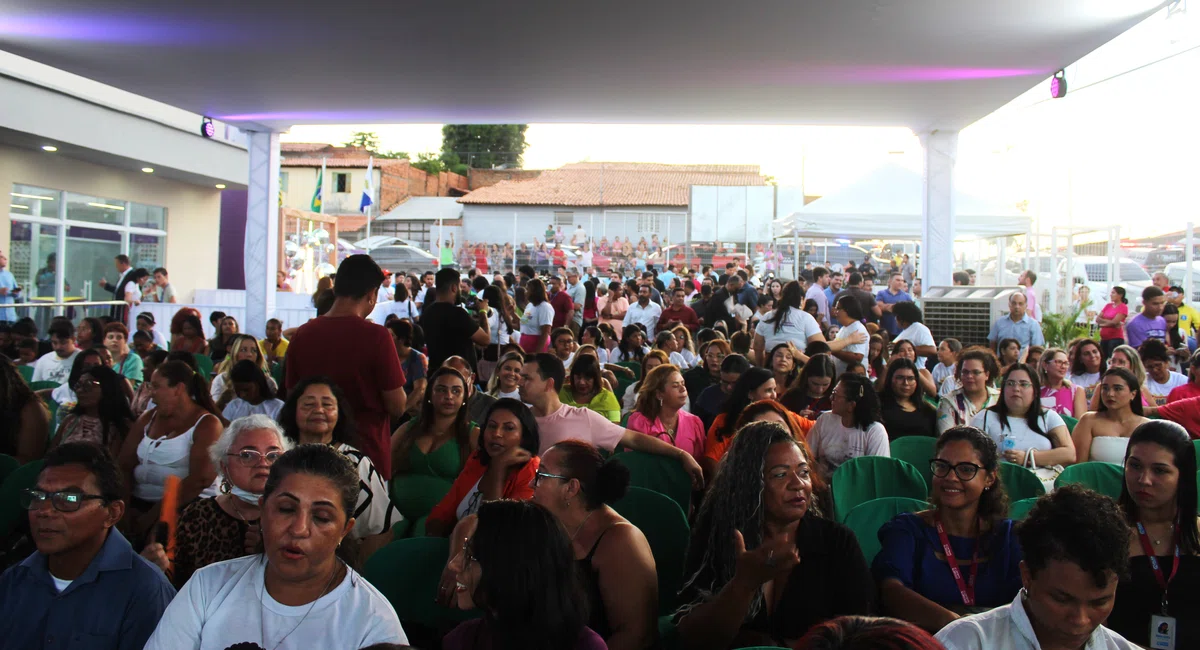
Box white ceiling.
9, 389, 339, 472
0, 0, 1167, 132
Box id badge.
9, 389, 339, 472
1150, 615, 1176, 650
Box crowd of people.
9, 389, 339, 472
1, 248, 1200, 650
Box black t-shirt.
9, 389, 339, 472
834, 287, 879, 324
420, 301, 481, 372
879, 399, 938, 440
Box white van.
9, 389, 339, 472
1058, 256, 1153, 312
1165, 261, 1200, 302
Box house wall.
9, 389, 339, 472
460, 204, 691, 246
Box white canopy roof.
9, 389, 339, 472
775, 161, 1031, 240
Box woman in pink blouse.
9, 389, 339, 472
627, 364, 706, 459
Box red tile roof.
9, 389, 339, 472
281, 157, 409, 169
458, 162, 766, 207
281, 142, 332, 153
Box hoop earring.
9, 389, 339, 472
220, 479, 231, 494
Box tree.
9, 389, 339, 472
377, 150, 409, 160
410, 152, 446, 175
344, 131, 381, 152
441, 124, 528, 169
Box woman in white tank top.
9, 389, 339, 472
1069, 368, 1148, 465
120, 359, 225, 542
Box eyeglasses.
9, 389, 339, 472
960, 369, 985, 377
1004, 380, 1033, 389
893, 375, 917, 384
533, 470, 571, 487
21, 488, 107, 513
72, 378, 100, 392
227, 450, 283, 467
930, 459, 984, 481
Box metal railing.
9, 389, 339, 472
2, 300, 129, 328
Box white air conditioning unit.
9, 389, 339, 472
922, 286, 1023, 348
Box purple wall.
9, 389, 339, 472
217, 190, 248, 290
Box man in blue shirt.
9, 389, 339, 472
823, 271, 843, 308
657, 262, 677, 290
987, 291, 1045, 357
0, 442, 175, 650
0, 250, 18, 323
876, 272, 912, 337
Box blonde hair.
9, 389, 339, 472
487, 351, 526, 395
634, 363, 683, 420
1037, 347, 1072, 387
215, 334, 268, 377
672, 325, 695, 353
1111, 344, 1148, 387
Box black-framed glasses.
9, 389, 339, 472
72, 378, 100, 392
21, 488, 107, 512
227, 450, 283, 467
930, 459, 983, 481
533, 470, 570, 487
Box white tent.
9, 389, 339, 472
774, 162, 1031, 240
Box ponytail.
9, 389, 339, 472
155, 360, 224, 419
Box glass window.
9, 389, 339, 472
280, 171, 289, 192
8, 221, 60, 299
129, 203, 167, 230
66, 192, 126, 225
65, 226, 122, 301
130, 233, 165, 272
10, 184, 60, 219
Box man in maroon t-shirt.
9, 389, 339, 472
548, 275, 575, 329
659, 287, 700, 332
285, 255, 407, 475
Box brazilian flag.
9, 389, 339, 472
310, 169, 323, 212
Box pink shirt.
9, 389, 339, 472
1099, 302, 1128, 340
1039, 385, 1076, 416
535, 404, 626, 454
627, 410, 706, 460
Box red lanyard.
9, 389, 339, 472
1135, 520, 1180, 613
935, 516, 981, 607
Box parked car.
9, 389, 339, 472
1165, 261, 1200, 302
1145, 248, 1187, 273
368, 244, 441, 275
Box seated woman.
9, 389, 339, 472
621, 350, 670, 416
779, 353, 836, 418
612, 325, 649, 363
682, 339, 730, 406
875, 426, 1024, 633
766, 342, 803, 395
676, 421, 875, 649
221, 360, 285, 421
1037, 347, 1087, 418
41, 347, 107, 426
1108, 421, 1200, 648
654, 330, 689, 369
673, 326, 698, 368
1070, 368, 1148, 464
170, 312, 209, 356
937, 347, 1000, 434
143, 444, 408, 649
995, 337, 1021, 378
131, 350, 169, 418
209, 333, 276, 408
1069, 338, 1106, 403
795, 616, 946, 650
734, 400, 828, 517
878, 358, 938, 440
703, 368, 784, 482
279, 377, 402, 560
50, 365, 134, 457
574, 344, 620, 393
806, 374, 889, 483
935, 486, 1135, 649
561, 355, 622, 423
0, 354, 50, 464
386, 319, 427, 415
1092, 344, 1153, 410
627, 364, 705, 460
970, 364, 1074, 479
119, 360, 224, 540
426, 398, 540, 537
140, 414, 291, 586
444, 500, 606, 650
487, 351, 526, 400
103, 322, 144, 389
532, 440, 658, 650
885, 340, 938, 397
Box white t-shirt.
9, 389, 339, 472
893, 322, 936, 369
970, 409, 1065, 453
936, 591, 1135, 650
222, 398, 285, 421
369, 299, 418, 324
143, 555, 407, 650
931, 362, 955, 387
831, 321, 869, 375
124, 282, 142, 304
486, 308, 511, 346
335, 443, 403, 540
624, 300, 664, 338
31, 350, 79, 384
805, 412, 890, 481
1069, 371, 1101, 391
520, 301, 555, 336
754, 307, 822, 352
1146, 371, 1188, 406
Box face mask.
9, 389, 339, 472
230, 484, 261, 505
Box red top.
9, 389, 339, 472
659, 305, 700, 332
285, 316, 406, 476
1158, 396, 1200, 439
1099, 302, 1129, 340
549, 291, 575, 328
427, 452, 540, 531
1167, 382, 1200, 404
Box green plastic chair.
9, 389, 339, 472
0, 460, 45, 540
831, 456, 928, 522
361, 537, 478, 632
1192, 440, 1200, 467
612, 486, 690, 615
17, 365, 33, 384
611, 450, 692, 516
0, 454, 19, 485
889, 437, 936, 493
193, 353, 214, 379
999, 462, 1047, 502
1008, 497, 1039, 521
1061, 414, 1079, 433
29, 381, 60, 392
842, 496, 929, 566
271, 361, 285, 388
1054, 461, 1124, 499
390, 474, 454, 523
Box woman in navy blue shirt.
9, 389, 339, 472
873, 425, 1023, 633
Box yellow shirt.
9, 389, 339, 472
1177, 304, 1200, 338
260, 337, 289, 361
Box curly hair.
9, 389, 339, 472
955, 346, 999, 383
935, 426, 1009, 523
734, 399, 827, 517
1017, 484, 1131, 588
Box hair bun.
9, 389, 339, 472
595, 458, 631, 504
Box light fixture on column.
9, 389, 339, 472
141, 167, 154, 173
200, 117, 215, 138
1050, 70, 1067, 99
41, 145, 58, 152
215, 184, 226, 189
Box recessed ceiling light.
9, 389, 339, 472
141, 167, 154, 173
215, 184, 226, 189
42, 145, 58, 152
11, 204, 29, 210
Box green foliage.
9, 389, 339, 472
344, 131, 381, 152
1040, 299, 1095, 349
441, 125, 528, 169
410, 152, 446, 175
378, 150, 409, 160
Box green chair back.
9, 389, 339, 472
0, 460, 45, 540
999, 462, 1047, 502
842, 496, 929, 566
889, 437, 936, 492
17, 365, 33, 384
1061, 414, 1079, 433
1192, 440, 1200, 467
0, 454, 19, 485
193, 353, 215, 379
612, 486, 691, 615
615, 361, 641, 402
1055, 461, 1125, 499
29, 381, 60, 392
831, 456, 928, 522
361, 537, 478, 632
1008, 497, 1040, 521
611, 450, 692, 516
271, 360, 285, 388
390, 474, 454, 522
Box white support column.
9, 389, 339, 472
918, 130, 959, 290
243, 130, 281, 338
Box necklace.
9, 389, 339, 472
1152, 523, 1176, 546
570, 510, 596, 542
259, 557, 343, 650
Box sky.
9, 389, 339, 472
282, 6, 1200, 242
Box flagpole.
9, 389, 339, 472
319, 158, 326, 215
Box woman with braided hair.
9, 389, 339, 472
675, 421, 875, 649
